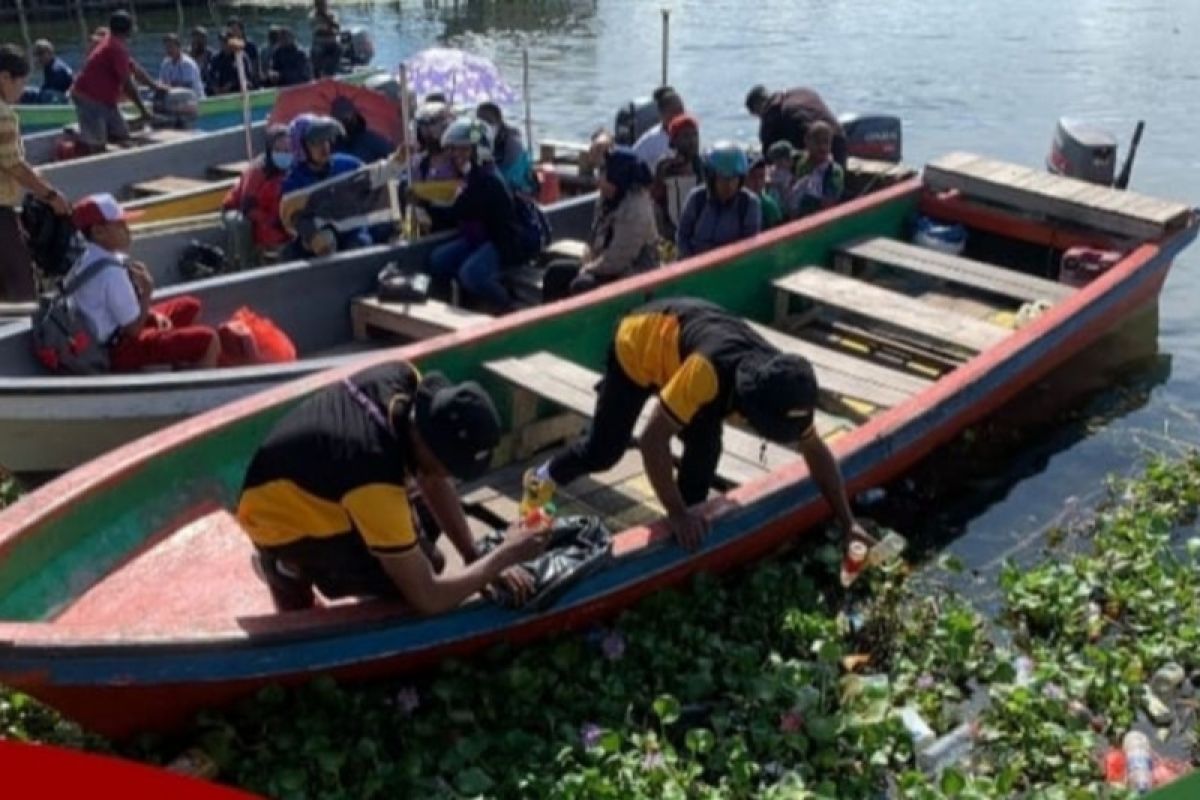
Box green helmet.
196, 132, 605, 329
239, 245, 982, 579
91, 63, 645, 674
440, 116, 491, 150
706, 141, 749, 179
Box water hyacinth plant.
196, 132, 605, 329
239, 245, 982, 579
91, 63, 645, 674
0, 455, 1197, 797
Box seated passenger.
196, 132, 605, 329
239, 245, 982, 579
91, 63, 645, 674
409, 101, 457, 182
542, 146, 658, 302
418, 118, 529, 313
331, 95, 394, 164
476, 102, 536, 196
65, 194, 220, 371
237, 360, 549, 612
675, 142, 761, 259
789, 121, 844, 218
208, 29, 257, 95
746, 156, 783, 230
267, 27, 312, 88
221, 124, 292, 256
650, 113, 704, 242
32, 40, 73, 104
158, 32, 205, 97
633, 86, 685, 170
765, 140, 797, 218
280, 114, 370, 257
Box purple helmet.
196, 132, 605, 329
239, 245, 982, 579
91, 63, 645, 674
288, 113, 345, 163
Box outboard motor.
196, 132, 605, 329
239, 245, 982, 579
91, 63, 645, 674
613, 98, 659, 146
342, 28, 375, 66
839, 113, 902, 162
153, 88, 199, 129
1047, 118, 1117, 185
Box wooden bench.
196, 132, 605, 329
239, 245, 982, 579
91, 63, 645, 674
774, 267, 1009, 355
485, 351, 851, 488
837, 237, 1074, 304
745, 320, 931, 409
130, 175, 214, 198
351, 296, 491, 342
924, 152, 1193, 241
209, 160, 251, 179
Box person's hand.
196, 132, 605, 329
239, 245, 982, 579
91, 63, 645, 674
668, 508, 710, 551
309, 229, 337, 256
46, 189, 70, 216
845, 520, 878, 549
151, 311, 172, 331
128, 262, 154, 297
493, 566, 536, 606
502, 517, 552, 564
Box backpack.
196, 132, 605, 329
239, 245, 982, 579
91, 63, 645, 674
20, 197, 81, 278
30, 256, 122, 375
178, 240, 229, 281
513, 192, 553, 260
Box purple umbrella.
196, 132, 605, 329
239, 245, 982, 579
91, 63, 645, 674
401, 47, 519, 105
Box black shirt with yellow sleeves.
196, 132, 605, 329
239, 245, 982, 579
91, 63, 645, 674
614, 298, 809, 433
237, 362, 421, 566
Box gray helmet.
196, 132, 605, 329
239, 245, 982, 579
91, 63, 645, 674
440, 116, 491, 150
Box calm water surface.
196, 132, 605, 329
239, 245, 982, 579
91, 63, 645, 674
6, 0, 1200, 576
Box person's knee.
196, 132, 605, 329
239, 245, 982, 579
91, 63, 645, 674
576, 431, 627, 472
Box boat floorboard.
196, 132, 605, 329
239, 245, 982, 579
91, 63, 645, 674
775, 267, 1010, 354
351, 296, 492, 342
838, 236, 1074, 304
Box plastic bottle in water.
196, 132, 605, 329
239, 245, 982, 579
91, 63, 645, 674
897, 706, 936, 750
867, 531, 908, 567
916, 721, 978, 774
1123, 731, 1154, 794
840, 541, 869, 588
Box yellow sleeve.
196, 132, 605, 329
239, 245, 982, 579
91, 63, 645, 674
342, 483, 418, 552
658, 354, 720, 425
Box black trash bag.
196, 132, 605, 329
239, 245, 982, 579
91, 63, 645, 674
20, 196, 79, 277
178, 240, 229, 281
376, 262, 430, 304
477, 515, 612, 612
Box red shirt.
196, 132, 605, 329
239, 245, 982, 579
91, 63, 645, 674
71, 35, 132, 106
222, 160, 290, 248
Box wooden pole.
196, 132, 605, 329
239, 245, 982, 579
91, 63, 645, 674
76, 0, 89, 52
661, 9, 670, 86
233, 41, 253, 162
128, 0, 139, 31
13, 0, 33, 55
522, 48, 533, 155
398, 64, 414, 239
176, 0, 186, 35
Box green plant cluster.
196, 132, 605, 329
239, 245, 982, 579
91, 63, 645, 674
2, 457, 1199, 798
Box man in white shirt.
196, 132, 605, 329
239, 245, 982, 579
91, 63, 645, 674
632, 87, 685, 170
159, 33, 205, 98
67, 194, 219, 371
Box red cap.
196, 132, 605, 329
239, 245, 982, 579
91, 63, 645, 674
667, 113, 699, 140
71, 193, 144, 231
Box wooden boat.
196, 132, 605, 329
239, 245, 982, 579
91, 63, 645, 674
0, 196, 597, 472
14, 69, 379, 135
0, 151, 1191, 737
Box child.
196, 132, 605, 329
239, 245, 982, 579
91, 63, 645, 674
789, 121, 844, 219
765, 139, 797, 218
746, 157, 783, 230
0, 45, 71, 302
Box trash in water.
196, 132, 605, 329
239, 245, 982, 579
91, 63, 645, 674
1141, 688, 1173, 726
916, 720, 978, 775
1150, 663, 1186, 699
840, 541, 869, 588
1122, 731, 1153, 794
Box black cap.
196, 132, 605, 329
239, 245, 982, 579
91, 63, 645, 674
745, 84, 769, 113
414, 372, 501, 481
735, 353, 818, 443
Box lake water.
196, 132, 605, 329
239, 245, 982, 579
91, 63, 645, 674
6, 0, 1200, 578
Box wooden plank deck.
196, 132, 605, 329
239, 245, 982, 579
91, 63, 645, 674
485, 352, 848, 487
746, 320, 930, 408
209, 160, 251, 179
924, 151, 1192, 241
351, 296, 491, 341
130, 175, 214, 198
775, 267, 1010, 354
839, 236, 1074, 304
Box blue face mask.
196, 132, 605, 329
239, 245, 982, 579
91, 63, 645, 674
272, 152, 293, 170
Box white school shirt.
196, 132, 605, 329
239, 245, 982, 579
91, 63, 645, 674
632, 124, 671, 169
64, 242, 141, 343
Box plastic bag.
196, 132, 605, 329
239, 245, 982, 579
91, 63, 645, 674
218, 306, 297, 366
478, 515, 612, 612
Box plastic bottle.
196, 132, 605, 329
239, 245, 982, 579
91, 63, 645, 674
898, 706, 935, 750
1123, 731, 1154, 794
1085, 601, 1104, 642
840, 541, 868, 588
1013, 655, 1035, 686
1150, 663, 1186, 699
916, 721, 977, 774
867, 531, 908, 567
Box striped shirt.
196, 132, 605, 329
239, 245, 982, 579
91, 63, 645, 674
0, 100, 25, 208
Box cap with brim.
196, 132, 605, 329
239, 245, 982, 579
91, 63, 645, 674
766, 140, 796, 161
735, 353, 818, 444
414, 372, 501, 481
71, 193, 144, 231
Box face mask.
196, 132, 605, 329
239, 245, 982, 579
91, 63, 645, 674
272, 152, 293, 170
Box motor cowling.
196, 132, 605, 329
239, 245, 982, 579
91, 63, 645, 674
613, 98, 659, 146
154, 88, 199, 128
839, 113, 902, 162
1047, 117, 1116, 185
342, 28, 375, 66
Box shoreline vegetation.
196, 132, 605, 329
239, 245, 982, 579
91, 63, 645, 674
1, 454, 1198, 798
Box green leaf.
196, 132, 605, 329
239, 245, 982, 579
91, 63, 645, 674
940, 767, 966, 796
652, 694, 681, 725
685, 728, 714, 755
455, 766, 494, 795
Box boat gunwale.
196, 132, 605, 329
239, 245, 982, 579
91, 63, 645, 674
0, 177, 1195, 667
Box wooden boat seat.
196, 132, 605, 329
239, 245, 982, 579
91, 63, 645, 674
774, 267, 1010, 354
924, 152, 1193, 240
351, 296, 490, 342
130, 175, 214, 198
485, 351, 853, 488
209, 160, 252, 179
744, 320, 930, 408
837, 237, 1074, 304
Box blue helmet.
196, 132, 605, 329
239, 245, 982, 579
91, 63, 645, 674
706, 141, 749, 179
288, 113, 345, 163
